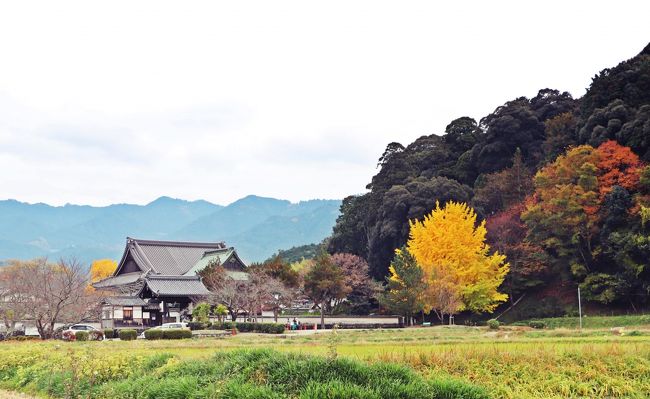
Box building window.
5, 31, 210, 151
123, 307, 133, 320
102, 309, 111, 320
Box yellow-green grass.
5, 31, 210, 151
1, 326, 650, 398
514, 314, 650, 329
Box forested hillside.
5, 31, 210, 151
329, 43, 650, 317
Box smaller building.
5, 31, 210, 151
94, 237, 248, 329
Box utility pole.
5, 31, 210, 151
578, 286, 583, 330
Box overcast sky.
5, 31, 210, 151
0, 1, 648, 206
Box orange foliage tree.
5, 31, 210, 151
523, 141, 647, 303
595, 140, 642, 200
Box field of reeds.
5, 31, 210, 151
1, 323, 649, 398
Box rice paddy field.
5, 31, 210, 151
1, 323, 650, 398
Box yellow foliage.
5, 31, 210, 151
90, 259, 117, 283
407, 201, 509, 314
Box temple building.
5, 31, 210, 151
94, 237, 247, 329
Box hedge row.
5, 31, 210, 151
188, 321, 285, 334
3, 336, 40, 341
144, 329, 193, 340
119, 329, 137, 341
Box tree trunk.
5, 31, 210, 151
273, 309, 278, 323
229, 309, 237, 322
3, 319, 16, 335
320, 301, 325, 329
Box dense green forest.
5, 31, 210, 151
266, 243, 321, 263
328, 43, 650, 319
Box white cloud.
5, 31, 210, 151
0, 0, 648, 205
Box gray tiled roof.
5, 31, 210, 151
104, 296, 148, 306
145, 275, 210, 296
130, 238, 226, 275
93, 272, 143, 288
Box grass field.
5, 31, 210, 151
513, 314, 650, 329
1, 324, 650, 398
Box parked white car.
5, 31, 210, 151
62, 324, 103, 340
65, 324, 101, 333
138, 322, 189, 338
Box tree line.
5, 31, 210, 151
196, 252, 379, 328
0, 258, 100, 338
328, 43, 650, 318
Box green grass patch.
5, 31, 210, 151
513, 314, 650, 329
2, 324, 650, 398
0, 347, 486, 399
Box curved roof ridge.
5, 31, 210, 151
203, 247, 234, 255
132, 240, 156, 272
147, 274, 201, 280
128, 237, 226, 249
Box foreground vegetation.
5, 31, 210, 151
0, 346, 485, 399
514, 314, 650, 329
2, 325, 650, 398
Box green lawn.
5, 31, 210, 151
1, 324, 650, 398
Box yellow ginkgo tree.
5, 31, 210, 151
407, 201, 509, 322
90, 259, 118, 283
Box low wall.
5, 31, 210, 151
273, 315, 402, 329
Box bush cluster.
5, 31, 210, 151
119, 329, 137, 341
144, 328, 193, 340
528, 320, 547, 329
103, 329, 115, 339
487, 319, 500, 330
144, 329, 163, 340
62, 330, 76, 341
4, 336, 39, 341
205, 322, 285, 334
75, 331, 89, 341
187, 322, 209, 330
208, 321, 236, 330
162, 329, 193, 340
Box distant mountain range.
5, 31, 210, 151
0, 195, 341, 265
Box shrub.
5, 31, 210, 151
529, 320, 547, 329
6, 336, 40, 341
89, 330, 104, 341
103, 329, 115, 339
62, 330, 76, 341
210, 322, 286, 334
187, 322, 208, 331
162, 329, 193, 340
144, 329, 163, 340
119, 329, 137, 341
236, 322, 255, 332
192, 302, 211, 323
75, 331, 89, 341
256, 323, 286, 334
214, 304, 228, 321
209, 321, 237, 330
208, 322, 223, 330
487, 319, 500, 330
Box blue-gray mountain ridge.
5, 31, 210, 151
0, 195, 341, 265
